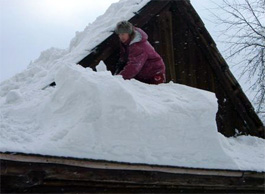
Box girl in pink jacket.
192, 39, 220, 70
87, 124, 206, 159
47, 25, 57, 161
115, 21, 166, 85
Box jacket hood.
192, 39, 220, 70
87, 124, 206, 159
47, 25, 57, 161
130, 27, 148, 45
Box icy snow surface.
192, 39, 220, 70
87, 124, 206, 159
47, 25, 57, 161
0, 0, 265, 172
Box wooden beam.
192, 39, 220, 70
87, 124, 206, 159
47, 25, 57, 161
1, 152, 264, 193
0, 152, 243, 177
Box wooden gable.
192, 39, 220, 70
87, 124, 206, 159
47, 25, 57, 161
78, 0, 264, 138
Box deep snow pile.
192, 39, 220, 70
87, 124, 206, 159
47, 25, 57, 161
1, 64, 265, 171
0, 0, 264, 172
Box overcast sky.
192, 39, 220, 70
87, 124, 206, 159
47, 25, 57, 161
0, 0, 225, 82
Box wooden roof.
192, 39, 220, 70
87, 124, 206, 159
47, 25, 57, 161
78, 0, 264, 138
1, 152, 264, 193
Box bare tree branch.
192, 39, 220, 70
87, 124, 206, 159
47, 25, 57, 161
212, 0, 265, 121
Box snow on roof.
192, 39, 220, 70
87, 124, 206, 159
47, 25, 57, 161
33, 0, 150, 70
0, 0, 151, 102
1, 64, 265, 171
0, 0, 150, 93
0, 0, 264, 172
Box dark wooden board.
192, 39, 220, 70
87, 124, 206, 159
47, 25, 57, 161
1, 152, 264, 193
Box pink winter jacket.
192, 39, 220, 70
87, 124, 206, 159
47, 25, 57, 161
118, 27, 166, 84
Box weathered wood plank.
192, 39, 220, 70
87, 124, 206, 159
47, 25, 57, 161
4, 179, 264, 193
0, 152, 244, 177
170, 6, 187, 85
0, 160, 263, 188
1, 158, 264, 193
157, 10, 176, 82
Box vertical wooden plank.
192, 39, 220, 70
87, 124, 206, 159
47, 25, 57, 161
171, 5, 190, 85
157, 10, 177, 83
171, 2, 216, 93
185, 29, 198, 88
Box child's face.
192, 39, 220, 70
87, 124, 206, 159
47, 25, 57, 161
119, 33, 130, 43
